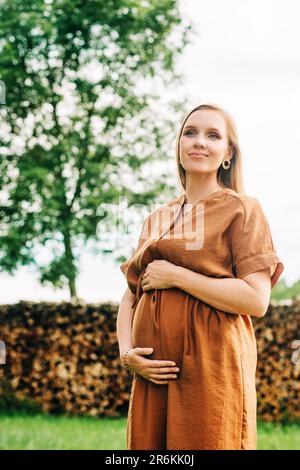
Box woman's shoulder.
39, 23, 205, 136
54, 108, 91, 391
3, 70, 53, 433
221, 189, 270, 231
222, 188, 262, 211
165, 189, 260, 206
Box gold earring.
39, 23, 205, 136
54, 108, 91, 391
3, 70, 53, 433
222, 159, 231, 170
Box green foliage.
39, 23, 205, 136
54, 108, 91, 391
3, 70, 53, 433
0, 0, 193, 298
271, 278, 300, 302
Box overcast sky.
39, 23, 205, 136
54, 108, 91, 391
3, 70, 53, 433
1, 0, 299, 304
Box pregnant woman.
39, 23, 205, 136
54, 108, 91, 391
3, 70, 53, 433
116, 103, 284, 450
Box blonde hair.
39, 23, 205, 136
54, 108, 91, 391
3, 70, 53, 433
175, 103, 245, 194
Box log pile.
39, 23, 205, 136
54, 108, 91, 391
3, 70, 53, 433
0, 301, 131, 417
252, 300, 300, 422
0, 299, 299, 422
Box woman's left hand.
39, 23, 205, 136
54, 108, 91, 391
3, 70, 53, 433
141, 260, 179, 291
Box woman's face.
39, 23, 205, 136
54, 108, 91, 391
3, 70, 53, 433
179, 109, 231, 174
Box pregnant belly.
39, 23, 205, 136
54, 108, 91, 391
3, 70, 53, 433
131, 288, 187, 364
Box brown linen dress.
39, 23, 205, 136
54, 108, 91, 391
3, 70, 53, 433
119, 187, 285, 450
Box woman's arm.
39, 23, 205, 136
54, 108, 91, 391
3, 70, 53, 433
116, 287, 135, 358
116, 286, 181, 383
171, 265, 272, 318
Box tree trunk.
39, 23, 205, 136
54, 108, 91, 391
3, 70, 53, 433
69, 276, 77, 301
63, 228, 78, 300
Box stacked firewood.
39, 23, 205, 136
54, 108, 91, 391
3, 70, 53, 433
0, 301, 131, 417
0, 299, 299, 421
252, 300, 300, 422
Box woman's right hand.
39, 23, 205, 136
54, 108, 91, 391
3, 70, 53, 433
125, 347, 180, 385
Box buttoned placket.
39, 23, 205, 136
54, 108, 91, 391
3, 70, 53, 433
130, 196, 186, 315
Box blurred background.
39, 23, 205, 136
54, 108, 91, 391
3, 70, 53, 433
0, 0, 299, 450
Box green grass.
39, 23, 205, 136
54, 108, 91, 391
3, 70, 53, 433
257, 421, 300, 450
0, 411, 299, 450
0, 411, 127, 450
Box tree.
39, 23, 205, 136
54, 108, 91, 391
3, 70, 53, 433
0, 0, 193, 299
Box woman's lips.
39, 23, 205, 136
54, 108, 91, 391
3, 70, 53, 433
189, 153, 208, 158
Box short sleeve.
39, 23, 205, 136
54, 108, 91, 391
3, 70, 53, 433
119, 215, 150, 277
230, 197, 284, 289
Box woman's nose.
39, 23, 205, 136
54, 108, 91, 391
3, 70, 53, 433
194, 135, 207, 146
195, 140, 207, 148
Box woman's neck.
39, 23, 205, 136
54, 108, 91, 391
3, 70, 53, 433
184, 183, 223, 204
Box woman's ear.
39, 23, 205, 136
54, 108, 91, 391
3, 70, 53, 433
226, 142, 233, 160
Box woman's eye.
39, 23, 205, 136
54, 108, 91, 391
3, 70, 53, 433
184, 130, 194, 136
183, 131, 219, 138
